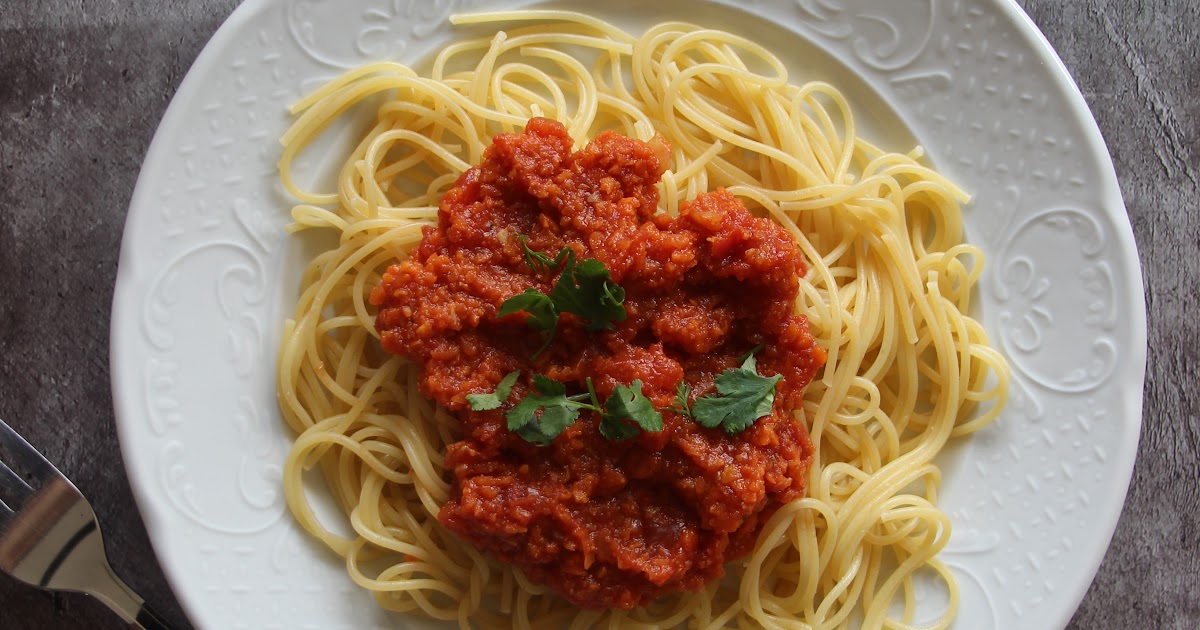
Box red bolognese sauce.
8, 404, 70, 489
371, 118, 826, 610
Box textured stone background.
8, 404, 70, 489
0, 0, 1196, 628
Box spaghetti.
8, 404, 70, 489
276, 10, 1009, 630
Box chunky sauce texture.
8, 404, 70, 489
371, 118, 826, 610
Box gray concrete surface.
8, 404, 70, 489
0, 0, 1196, 628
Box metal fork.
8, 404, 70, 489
0, 417, 173, 629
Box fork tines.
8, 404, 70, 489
0, 418, 62, 516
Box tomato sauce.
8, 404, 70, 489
371, 118, 826, 610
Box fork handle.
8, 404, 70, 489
84, 560, 176, 630
132, 603, 174, 630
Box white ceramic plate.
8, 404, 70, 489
110, 1, 1146, 628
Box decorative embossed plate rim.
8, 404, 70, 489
110, 1, 1146, 629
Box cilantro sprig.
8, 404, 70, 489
496, 291, 558, 358
519, 235, 571, 275
685, 346, 783, 435
498, 236, 627, 359
506, 375, 592, 446
600, 380, 664, 440
464, 370, 519, 411
669, 383, 693, 417
551, 256, 626, 332
464, 347, 781, 444
466, 373, 662, 446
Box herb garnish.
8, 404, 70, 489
505, 374, 591, 446
551, 256, 627, 332
465, 347, 781, 444
464, 370, 519, 411
689, 347, 783, 435
669, 382, 693, 417
467, 373, 662, 446
483, 252, 780, 444
518, 235, 571, 275
498, 236, 627, 359
599, 380, 663, 440
496, 291, 559, 358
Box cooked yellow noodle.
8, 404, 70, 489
276, 10, 1009, 630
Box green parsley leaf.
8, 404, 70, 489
550, 256, 627, 332
499, 374, 666, 446
598, 416, 640, 440
465, 370, 520, 411
518, 235, 571, 276
599, 380, 662, 440
505, 374, 588, 446
497, 289, 557, 333
498, 237, 627, 358
693, 349, 783, 434
497, 289, 558, 359
669, 382, 693, 418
